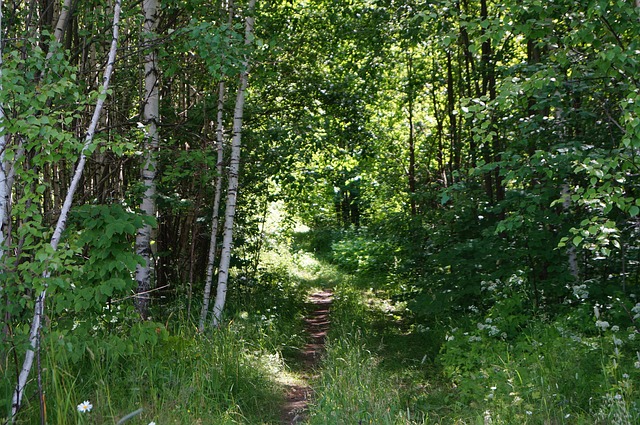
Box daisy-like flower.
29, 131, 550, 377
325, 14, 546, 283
77, 401, 93, 413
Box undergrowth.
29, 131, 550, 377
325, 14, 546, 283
304, 225, 640, 425
2, 260, 308, 424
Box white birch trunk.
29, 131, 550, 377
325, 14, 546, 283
10, 1, 122, 419
0, 1, 8, 261
199, 0, 234, 332
135, 0, 160, 317
52, 0, 72, 49
199, 79, 226, 331
211, 0, 256, 327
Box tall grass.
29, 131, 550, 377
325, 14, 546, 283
307, 284, 427, 425
3, 265, 307, 424
18, 321, 283, 424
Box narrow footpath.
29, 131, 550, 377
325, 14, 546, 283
280, 289, 333, 424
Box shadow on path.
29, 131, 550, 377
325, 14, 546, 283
280, 290, 333, 424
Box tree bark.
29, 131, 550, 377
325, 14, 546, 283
199, 0, 234, 332
199, 79, 227, 331
135, 0, 160, 318
211, 0, 256, 327
407, 52, 417, 216
11, 0, 122, 419
0, 1, 9, 262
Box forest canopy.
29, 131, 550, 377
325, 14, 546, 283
0, 0, 639, 423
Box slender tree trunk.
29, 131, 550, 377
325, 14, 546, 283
0, 1, 8, 262
446, 51, 459, 175
407, 53, 417, 216
211, 0, 256, 327
430, 62, 447, 187
199, 80, 227, 331
135, 0, 160, 318
199, 0, 234, 332
11, 1, 122, 419
51, 0, 71, 48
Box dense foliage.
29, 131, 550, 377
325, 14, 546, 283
0, 0, 639, 423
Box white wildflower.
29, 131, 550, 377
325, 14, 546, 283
77, 401, 93, 413
595, 320, 610, 331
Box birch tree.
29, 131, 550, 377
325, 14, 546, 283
0, 1, 8, 262
199, 0, 234, 332
135, 0, 160, 317
211, 0, 256, 327
10, 0, 122, 418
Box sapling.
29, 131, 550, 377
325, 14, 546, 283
10, 1, 123, 420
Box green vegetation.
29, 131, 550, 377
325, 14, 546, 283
2, 260, 306, 424
303, 226, 640, 424
2, 0, 640, 424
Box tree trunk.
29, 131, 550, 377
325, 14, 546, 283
407, 53, 417, 216
211, 0, 256, 327
199, 79, 227, 331
199, 0, 234, 332
11, 0, 122, 419
135, 0, 160, 318
0, 1, 8, 262
446, 51, 459, 175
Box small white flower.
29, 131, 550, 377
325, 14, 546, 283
614, 394, 623, 400
149, 422, 156, 425
611, 325, 619, 332
526, 410, 533, 415
77, 401, 93, 413
595, 320, 610, 331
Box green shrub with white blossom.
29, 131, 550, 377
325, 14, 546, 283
438, 274, 640, 424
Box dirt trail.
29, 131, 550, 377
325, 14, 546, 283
280, 289, 333, 424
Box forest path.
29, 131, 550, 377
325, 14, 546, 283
279, 289, 333, 424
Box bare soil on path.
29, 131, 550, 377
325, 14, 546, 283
280, 289, 333, 424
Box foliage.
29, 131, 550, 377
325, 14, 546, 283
438, 275, 640, 424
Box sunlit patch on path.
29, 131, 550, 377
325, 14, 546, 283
280, 289, 333, 424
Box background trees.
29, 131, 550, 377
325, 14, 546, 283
1, 0, 639, 422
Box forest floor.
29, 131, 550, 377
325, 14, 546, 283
279, 289, 333, 424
